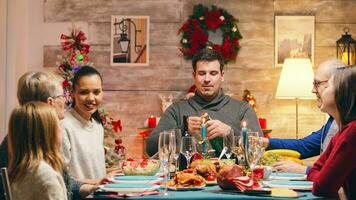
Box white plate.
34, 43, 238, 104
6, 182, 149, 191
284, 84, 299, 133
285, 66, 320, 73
100, 184, 160, 194
269, 172, 306, 181
167, 185, 205, 191
109, 176, 162, 184
264, 180, 312, 190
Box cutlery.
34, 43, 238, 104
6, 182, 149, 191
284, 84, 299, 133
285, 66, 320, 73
218, 146, 228, 160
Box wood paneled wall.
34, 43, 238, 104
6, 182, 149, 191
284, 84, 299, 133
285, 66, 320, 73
43, 0, 356, 158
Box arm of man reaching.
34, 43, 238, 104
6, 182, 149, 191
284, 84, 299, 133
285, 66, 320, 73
264, 130, 322, 159
264, 117, 334, 159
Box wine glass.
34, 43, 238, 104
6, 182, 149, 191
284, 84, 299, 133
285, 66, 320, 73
246, 131, 264, 180
169, 129, 182, 172
233, 135, 244, 165
223, 129, 235, 159
180, 136, 197, 169
158, 131, 175, 196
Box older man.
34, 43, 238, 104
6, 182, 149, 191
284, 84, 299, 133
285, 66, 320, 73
264, 59, 346, 173
146, 49, 262, 157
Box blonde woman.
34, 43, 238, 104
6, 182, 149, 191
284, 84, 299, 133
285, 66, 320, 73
8, 102, 67, 200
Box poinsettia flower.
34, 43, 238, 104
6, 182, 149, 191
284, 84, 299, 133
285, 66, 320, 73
204, 10, 223, 30
112, 119, 122, 133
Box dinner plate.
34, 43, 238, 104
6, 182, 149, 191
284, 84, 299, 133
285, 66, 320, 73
110, 176, 162, 184
100, 183, 160, 193
269, 172, 306, 181
264, 180, 313, 190
167, 184, 205, 191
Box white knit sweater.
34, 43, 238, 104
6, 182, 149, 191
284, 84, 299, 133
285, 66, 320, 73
12, 161, 68, 200
60, 109, 106, 179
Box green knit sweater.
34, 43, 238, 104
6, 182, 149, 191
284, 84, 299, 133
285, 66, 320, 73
146, 90, 262, 157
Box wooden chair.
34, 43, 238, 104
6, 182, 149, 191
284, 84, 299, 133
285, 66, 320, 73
1, 168, 12, 200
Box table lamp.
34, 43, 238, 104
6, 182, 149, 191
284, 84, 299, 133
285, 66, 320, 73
276, 58, 316, 139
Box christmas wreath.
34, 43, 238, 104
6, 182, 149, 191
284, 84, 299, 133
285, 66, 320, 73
179, 4, 242, 64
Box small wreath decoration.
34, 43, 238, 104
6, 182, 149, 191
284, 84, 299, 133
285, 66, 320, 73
179, 4, 242, 64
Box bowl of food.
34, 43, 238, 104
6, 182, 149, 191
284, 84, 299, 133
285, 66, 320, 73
122, 158, 160, 176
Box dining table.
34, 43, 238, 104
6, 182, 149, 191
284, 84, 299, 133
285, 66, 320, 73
87, 184, 328, 200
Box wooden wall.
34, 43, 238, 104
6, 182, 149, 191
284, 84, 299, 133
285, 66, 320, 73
43, 0, 356, 158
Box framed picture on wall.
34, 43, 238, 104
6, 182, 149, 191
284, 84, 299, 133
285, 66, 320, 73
275, 16, 315, 67
111, 15, 149, 66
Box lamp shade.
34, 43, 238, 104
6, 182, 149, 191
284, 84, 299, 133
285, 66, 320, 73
276, 58, 316, 99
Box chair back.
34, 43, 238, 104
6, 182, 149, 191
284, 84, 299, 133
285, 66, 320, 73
1, 168, 12, 200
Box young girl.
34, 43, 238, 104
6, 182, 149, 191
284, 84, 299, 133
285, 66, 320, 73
8, 102, 67, 200
61, 66, 106, 180
307, 66, 356, 199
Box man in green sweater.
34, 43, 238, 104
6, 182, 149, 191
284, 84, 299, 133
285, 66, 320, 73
146, 48, 262, 157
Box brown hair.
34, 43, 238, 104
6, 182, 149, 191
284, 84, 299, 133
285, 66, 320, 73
333, 65, 356, 127
192, 48, 224, 72
8, 101, 64, 183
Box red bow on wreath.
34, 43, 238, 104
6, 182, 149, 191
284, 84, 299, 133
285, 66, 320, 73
60, 30, 90, 65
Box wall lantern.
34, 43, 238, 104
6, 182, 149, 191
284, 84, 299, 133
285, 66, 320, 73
336, 27, 356, 65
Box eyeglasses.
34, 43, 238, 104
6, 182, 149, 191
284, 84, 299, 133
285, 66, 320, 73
52, 94, 65, 99
313, 80, 328, 88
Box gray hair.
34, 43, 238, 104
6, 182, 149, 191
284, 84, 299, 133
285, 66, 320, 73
17, 72, 62, 105
318, 58, 347, 77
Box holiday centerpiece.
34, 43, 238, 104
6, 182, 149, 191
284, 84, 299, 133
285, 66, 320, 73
179, 4, 242, 64
56, 26, 126, 169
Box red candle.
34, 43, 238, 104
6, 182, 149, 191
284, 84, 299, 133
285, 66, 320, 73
148, 115, 156, 128
259, 117, 267, 129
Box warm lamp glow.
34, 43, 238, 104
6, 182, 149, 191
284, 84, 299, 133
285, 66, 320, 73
276, 58, 316, 100
276, 58, 315, 139
342, 52, 355, 65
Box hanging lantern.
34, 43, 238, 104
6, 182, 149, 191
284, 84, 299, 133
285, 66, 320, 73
336, 27, 356, 65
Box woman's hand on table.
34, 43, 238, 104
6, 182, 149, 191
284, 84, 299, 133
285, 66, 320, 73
271, 160, 307, 174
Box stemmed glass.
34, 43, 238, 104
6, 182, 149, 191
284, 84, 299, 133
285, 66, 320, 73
223, 129, 235, 159
158, 131, 175, 196
246, 131, 264, 180
180, 136, 197, 169
233, 135, 244, 165
170, 129, 182, 173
